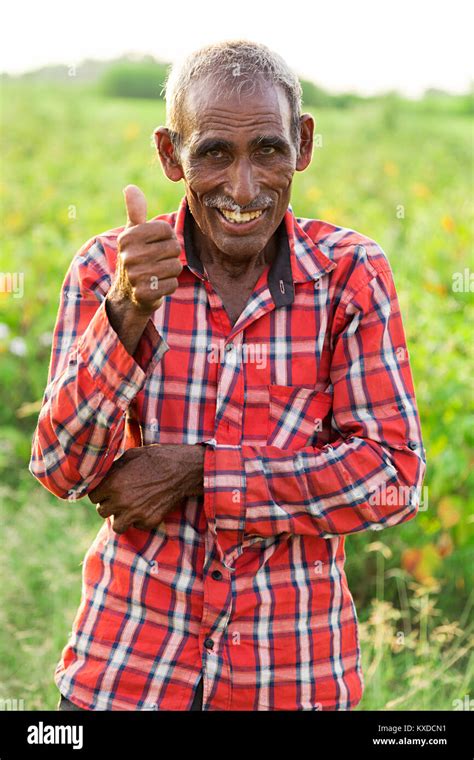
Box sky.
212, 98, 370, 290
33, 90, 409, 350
1, 0, 472, 97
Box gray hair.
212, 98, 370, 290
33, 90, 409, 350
163, 40, 303, 157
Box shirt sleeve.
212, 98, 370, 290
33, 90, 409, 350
203, 265, 426, 566
29, 239, 169, 499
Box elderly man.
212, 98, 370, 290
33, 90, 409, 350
30, 40, 426, 712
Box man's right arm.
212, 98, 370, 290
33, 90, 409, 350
29, 185, 183, 500
105, 291, 153, 358
28, 237, 169, 500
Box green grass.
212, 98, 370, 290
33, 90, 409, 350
0, 81, 472, 709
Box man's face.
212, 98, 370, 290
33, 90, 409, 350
174, 78, 303, 260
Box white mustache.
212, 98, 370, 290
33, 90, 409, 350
204, 195, 274, 213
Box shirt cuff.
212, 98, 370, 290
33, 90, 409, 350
77, 299, 169, 410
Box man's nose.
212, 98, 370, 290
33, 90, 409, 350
225, 158, 259, 209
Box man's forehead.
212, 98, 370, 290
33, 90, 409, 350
182, 77, 291, 139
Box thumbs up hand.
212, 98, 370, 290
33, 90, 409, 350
124, 183, 148, 227
113, 184, 183, 315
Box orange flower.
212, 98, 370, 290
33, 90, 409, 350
384, 161, 398, 177
412, 182, 430, 198
437, 498, 461, 528
441, 215, 455, 233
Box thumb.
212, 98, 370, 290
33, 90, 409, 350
123, 184, 147, 228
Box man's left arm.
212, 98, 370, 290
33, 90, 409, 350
203, 265, 426, 561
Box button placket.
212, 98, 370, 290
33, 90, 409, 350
200, 559, 234, 661
214, 343, 244, 443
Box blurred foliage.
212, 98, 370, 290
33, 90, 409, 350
0, 77, 472, 709
357, 577, 473, 710
99, 59, 170, 99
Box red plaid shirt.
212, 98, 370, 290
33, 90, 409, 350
30, 196, 426, 711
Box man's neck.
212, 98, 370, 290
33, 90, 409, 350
190, 218, 278, 282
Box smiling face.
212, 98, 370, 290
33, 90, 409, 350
155, 75, 314, 263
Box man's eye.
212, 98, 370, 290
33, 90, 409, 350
258, 146, 276, 155
206, 149, 224, 158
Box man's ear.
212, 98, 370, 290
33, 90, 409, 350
295, 114, 314, 172
154, 127, 184, 182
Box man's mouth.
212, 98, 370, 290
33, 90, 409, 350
218, 208, 265, 224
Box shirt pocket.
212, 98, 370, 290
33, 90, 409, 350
267, 385, 333, 450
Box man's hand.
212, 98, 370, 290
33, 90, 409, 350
112, 185, 183, 313
89, 444, 205, 534
105, 185, 183, 356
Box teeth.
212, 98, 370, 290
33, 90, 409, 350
219, 209, 264, 223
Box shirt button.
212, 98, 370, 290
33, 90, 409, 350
408, 442, 418, 450
204, 637, 214, 650
211, 570, 222, 580
225, 343, 234, 352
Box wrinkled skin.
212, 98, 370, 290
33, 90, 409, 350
89, 444, 204, 534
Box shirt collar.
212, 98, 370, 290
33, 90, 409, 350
174, 196, 336, 307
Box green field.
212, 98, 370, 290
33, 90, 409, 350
0, 81, 473, 710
